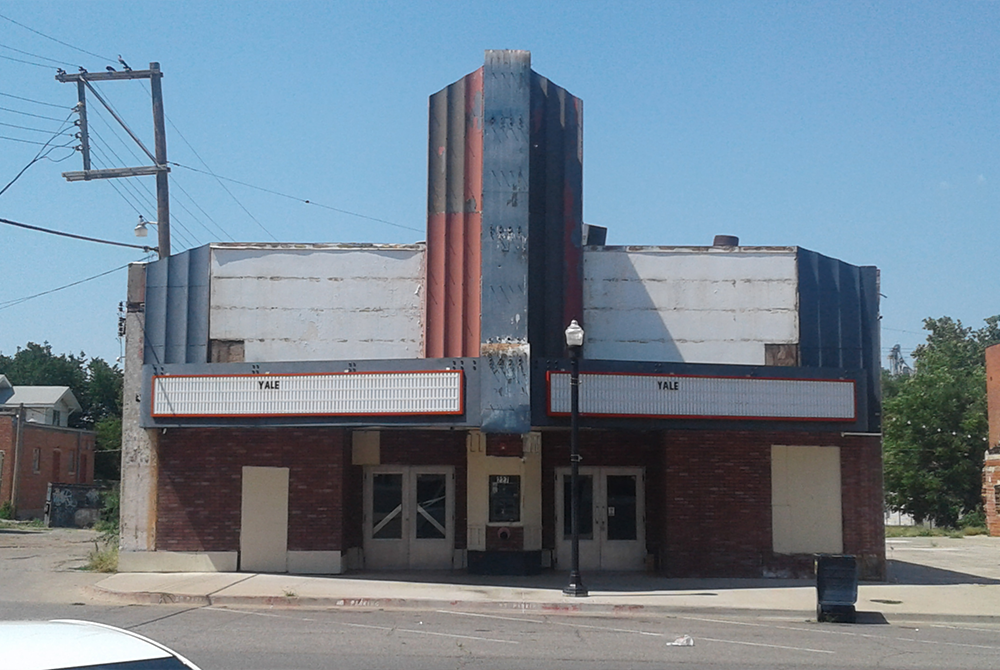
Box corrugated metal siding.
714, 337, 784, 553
797, 249, 880, 429
426, 67, 483, 358
527, 72, 584, 359
143, 245, 210, 365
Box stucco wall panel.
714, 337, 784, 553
209, 246, 424, 362
583, 248, 799, 364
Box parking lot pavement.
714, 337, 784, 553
0, 526, 105, 603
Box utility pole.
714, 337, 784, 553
57, 62, 171, 259
150, 63, 170, 258
10, 405, 25, 519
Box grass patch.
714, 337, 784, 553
0, 518, 46, 530
86, 538, 118, 573
885, 524, 987, 538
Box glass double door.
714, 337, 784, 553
363, 466, 454, 570
556, 467, 645, 571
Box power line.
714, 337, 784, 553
169, 161, 423, 234
0, 110, 77, 197
0, 105, 69, 122
0, 12, 115, 62
88, 128, 200, 249
0, 52, 52, 69
0, 120, 74, 135
0, 90, 70, 109
0, 41, 79, 68
0, 133, 73, 146
0, 263, 133, 311
0, 216, 158, 252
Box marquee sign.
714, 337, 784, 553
547, 372, 855, 421
151, 371, 464, 418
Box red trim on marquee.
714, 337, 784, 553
545, 370, 857, 422
151, 370, 465, 418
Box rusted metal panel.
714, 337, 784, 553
426, 67, 483, 358
425, 50, 585, 432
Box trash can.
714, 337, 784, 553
815, 554, 857, 623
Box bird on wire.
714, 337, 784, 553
118, 55, 131, 72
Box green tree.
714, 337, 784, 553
1, 341, 123, 480
883, 316, 999, 526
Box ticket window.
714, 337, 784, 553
489, 475, 521, 524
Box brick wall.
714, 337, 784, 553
985, 452, 1000, 537
157, 427, 348, 552
0, 416, 13, 505
0, 419, 95, 518
542, 428, 884, 580
986, 345, 1000, 536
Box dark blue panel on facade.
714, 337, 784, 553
797, 248, 880, 430
527, 73, 584, 360
480, 50, 532, 433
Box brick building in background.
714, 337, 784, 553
0, 376, 95, 519
984, 345, 1000, 536
119, 51, 885, 580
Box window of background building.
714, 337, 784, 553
52, 410, 61, 426
68, 451, 76, 474
489, 475, 520, 523
32, 448, 40, 473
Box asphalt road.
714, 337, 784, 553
2, 527, 999, 670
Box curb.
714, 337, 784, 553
87, 584, 1000, 624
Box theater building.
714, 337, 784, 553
119, 51, 885, 580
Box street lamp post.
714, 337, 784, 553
563, 319, 588, 597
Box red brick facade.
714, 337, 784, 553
0, 415, 95, 518
986, 345, 1000, 536
155, 425, 884, 578
542, 429, 884, 580
156, 428, 468, 554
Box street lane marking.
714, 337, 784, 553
699, 637, 834, 655
206, 607, 518, 644
441, 610, 664, 636
341, 621, 519, 644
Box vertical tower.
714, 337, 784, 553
426, 50, 583, 433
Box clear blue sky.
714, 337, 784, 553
1, 1, 997, 368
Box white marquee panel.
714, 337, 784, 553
549, 373, 855, 420
152, 371, 463, 417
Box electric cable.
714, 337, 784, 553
170, 162, 423, 234
88, 131, 200, 248
0, 109, 77, 197
0, 90, 70, 109
0, 12, 115, 62
0, 105, 70, 122
0, 120, 75, 135
0, 52, 52, 68
0, 263, 132, 311
0, 41, 79, 68
0, 216, 157, 252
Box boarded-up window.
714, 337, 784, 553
209, 339, 245, 363
765, 343, 800, 367
771, 445, 842, 554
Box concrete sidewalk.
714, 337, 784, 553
91, 570, 1000, 621
92, 536, 1000, 621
